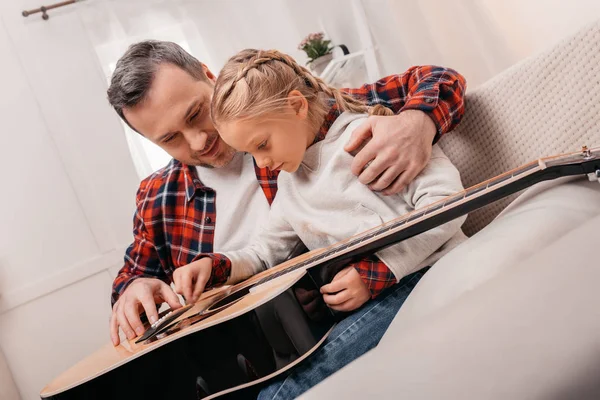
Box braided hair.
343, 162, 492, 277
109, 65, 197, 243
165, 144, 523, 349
211, 49, 391, 131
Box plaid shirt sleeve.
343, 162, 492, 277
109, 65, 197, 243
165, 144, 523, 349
349, 255, 396, 299
111, 188, 170, 307
202, 253, 232, 288
343, 65, 467, 142
111, 226, 232, 307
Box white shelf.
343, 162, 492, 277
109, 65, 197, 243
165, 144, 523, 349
319, 51, 369, 88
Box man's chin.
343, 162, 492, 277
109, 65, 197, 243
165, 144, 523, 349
190, 148, 236, 169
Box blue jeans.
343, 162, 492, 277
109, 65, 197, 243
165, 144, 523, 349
257, 268, 426, 400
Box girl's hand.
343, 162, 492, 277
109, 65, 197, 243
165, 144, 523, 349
172, 258, 213, 305
320, 267, 371, 312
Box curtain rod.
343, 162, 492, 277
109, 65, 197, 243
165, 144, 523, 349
22, 0, 85, 20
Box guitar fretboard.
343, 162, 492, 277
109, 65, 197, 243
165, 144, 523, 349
254, 159, 545, 286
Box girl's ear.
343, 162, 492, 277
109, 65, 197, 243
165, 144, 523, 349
288, 90, 309, 120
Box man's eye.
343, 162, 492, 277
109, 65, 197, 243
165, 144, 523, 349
257, 140, 267, 150
163, 134, 176, 143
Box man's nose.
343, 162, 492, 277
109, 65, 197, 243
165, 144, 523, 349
187, 130, 209, 153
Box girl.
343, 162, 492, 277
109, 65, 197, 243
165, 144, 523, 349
187, 49, 467, 398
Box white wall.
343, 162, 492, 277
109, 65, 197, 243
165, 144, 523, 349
0, 0, 139, 398
0, 348, 20, 400
374, 0, 600, 88
1, 1, 599, 399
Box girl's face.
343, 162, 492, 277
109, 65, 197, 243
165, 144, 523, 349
217, 91, 315, 173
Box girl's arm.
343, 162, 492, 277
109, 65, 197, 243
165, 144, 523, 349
375, 145, 467, 279
221, 198, 304, 284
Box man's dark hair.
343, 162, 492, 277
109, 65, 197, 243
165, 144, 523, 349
107, 40, 208, 128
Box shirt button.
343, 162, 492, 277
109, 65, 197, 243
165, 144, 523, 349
424, 98, 434, 104
205, 216, 212, 224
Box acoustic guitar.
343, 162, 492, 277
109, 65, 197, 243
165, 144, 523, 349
40, 146, 600, 400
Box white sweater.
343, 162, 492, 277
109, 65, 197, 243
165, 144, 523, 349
224, 112, 467, 284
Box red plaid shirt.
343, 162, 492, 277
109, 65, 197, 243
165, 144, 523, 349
111, 65, 466, 305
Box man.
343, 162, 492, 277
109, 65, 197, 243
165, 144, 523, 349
107, 40, 466, 396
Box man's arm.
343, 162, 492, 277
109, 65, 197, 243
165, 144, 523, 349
109, 188, 181, 346
111, 199, 170, 306
344, 65, 467, 139
341, 66, 467, 195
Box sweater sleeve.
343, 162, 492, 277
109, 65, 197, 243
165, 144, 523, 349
221, 197, 305, 284
320, 114, 466, 282
374, 145, 466, 279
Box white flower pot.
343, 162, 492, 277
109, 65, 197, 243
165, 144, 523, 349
308, 53, 333, 76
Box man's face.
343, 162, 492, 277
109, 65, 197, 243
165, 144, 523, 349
123, 63, 236, 168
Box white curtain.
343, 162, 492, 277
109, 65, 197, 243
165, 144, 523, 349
75, 0, 600, 177
76, 0, 376, 178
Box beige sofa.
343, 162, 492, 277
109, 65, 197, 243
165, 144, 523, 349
301, 19, 600, 400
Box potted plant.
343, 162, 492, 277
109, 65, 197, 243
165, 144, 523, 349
298, 32, 334, 75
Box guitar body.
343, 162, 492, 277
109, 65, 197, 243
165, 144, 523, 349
41, 146, 600, 400
41, 264, 342, 400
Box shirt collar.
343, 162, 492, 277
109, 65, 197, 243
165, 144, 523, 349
182, 163, 208, 202
313, 100, 342, 145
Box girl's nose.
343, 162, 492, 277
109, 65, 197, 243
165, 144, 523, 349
256, 156, 272, 169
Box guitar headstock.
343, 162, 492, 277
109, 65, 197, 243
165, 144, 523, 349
543, 145, 600, 167
539, 145, 600, 183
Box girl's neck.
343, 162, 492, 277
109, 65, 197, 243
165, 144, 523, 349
306, 128, 318, 149
305, 98, 332, 148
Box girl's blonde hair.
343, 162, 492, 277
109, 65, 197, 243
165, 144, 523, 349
211, 49, 391, 131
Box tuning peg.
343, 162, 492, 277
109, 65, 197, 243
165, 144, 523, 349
582, 145, 592, 159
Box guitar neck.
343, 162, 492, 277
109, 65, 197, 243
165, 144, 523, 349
255, 147, 600, 286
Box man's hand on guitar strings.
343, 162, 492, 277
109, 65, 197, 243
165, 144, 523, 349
320, 267, 371, 312
110, 278, 182, 346
172, 258, 213, 306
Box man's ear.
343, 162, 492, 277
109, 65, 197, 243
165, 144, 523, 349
288, 90, 308, 120
201, 63, 217, 83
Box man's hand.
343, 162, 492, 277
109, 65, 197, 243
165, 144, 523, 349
320, 267, 371, 312
172, 258, 213, 306
110, 278, 182, 346
345, 110, 437, 195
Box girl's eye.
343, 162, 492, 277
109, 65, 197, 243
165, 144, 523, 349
257, 140, 267, 150
189, 108, 201, 123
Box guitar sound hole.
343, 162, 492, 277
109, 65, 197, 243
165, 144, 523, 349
207, 287, 251, 311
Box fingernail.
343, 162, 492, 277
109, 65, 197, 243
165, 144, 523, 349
149, 316, 158, 324
135, 327, 144, 335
